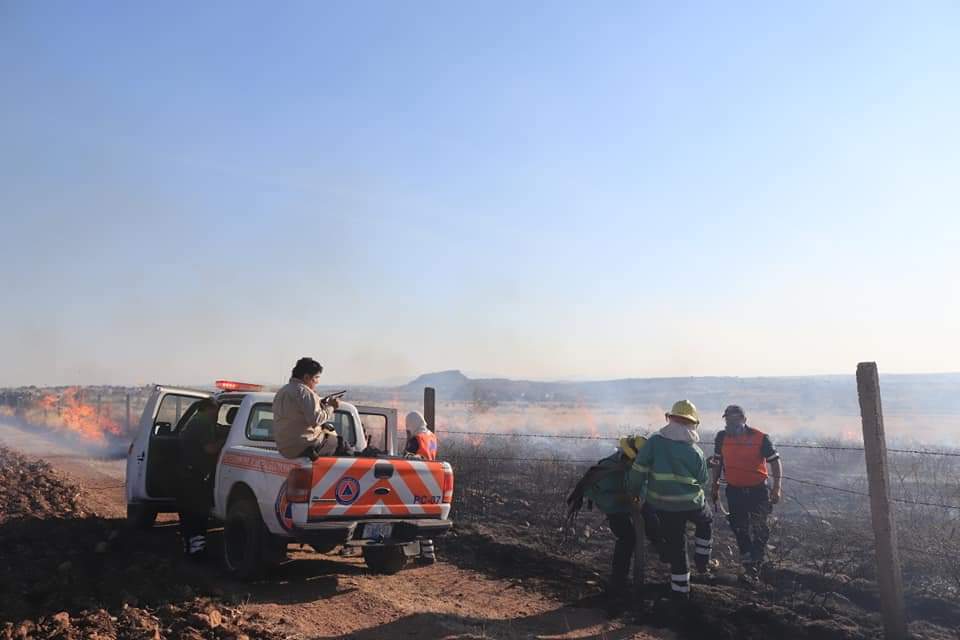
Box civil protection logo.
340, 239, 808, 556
335, 477, 361, 505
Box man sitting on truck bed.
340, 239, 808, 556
273, 357, 341, 460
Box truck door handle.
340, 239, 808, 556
137, 452, 145, 462
374, 487, 391, 496
374, 463, 393, 479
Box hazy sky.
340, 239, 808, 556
2, 2, 958, 387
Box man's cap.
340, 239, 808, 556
722, 404, 746, 418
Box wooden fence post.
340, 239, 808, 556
424, 387, 436, 433
857, 362, 907, 640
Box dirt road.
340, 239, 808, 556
0, 422, 670, 640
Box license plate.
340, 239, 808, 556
363, 523, 393, 540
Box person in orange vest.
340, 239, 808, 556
710, 405, 782, 584
405, 410, 438, 564
404, 410, 438, 461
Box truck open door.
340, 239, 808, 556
126, 386, 210, 526
355, 406, 398, 455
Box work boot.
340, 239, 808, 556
693, 558, 718, 583
667, 588, 690, 602
418, 539, 436, 565
738, 562, 760, 586
184, 535, 208, 563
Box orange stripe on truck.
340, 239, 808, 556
222, 452, 299, 476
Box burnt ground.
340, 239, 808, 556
444, 448, 960, 640
445, 521, 960, 640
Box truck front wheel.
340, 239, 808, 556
362, 545, 407, 574
224, 497, 278, 579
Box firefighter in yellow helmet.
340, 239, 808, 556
567, 435, 662, 615
627, 400, 713, 599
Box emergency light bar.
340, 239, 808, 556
215, 380, 264, 392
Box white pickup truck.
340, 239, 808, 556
125, 384, 454, 577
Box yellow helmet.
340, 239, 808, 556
618, 435, 647, 460
667, 399, 700, 425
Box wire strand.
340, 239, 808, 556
438, 429, 960, 457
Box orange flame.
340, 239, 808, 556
23, 388, 124, 443
573, 396, 600, 438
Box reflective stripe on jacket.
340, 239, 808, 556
627, 434, 708, 512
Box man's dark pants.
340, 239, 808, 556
726, 484, 771, 563
176, 467, 213, 557
656, 505, 713, 594
606, 513, 636, 594
606, 504, 662, 595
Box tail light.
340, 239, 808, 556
442, 466, 454, 504
286, 468, 313, 503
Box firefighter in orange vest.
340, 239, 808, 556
405, 410, 438, 564
405, 410, 438, 461
710, 405, 782, 583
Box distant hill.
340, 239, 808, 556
348, 370, 960, 417
403, 370, 471, 394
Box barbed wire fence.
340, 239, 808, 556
3, 385, 958, 608
440, 426, 960, 604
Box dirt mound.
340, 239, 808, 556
0, 447, 87, 523
0, 448, 284, 639
2, 600, 278, 640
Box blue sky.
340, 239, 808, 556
1, 1, 958, 386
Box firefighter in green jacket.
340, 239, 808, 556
627, 400, 713, 598
567, 435, 661, 611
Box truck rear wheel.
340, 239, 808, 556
126, 503, 157, 530
362, 545, 407, 574
224, 497, 274, 579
